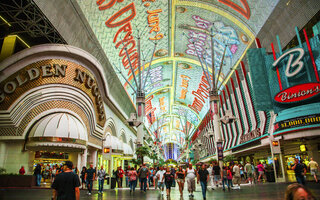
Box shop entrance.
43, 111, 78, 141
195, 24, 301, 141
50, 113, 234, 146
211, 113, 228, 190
33, 151, 70, 185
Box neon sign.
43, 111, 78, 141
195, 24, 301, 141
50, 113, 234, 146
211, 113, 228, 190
272, 48, 305, 78
272, 47, 320, 103
274, 83, 320, 103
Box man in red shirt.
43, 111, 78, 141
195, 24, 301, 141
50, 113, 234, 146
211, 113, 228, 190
118, 166, 124, 188
19, 166, 25, 175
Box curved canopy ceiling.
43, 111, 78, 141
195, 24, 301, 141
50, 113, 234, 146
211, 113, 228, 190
76, 0, 279, 148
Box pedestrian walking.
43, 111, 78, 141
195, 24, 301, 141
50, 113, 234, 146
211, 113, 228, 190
227, 166, 233, 190
117, 166, 124, 188
125, 167, 130, 187
128, 167, 138, 193
156, 166, 166, 195
176, 166, 185, 197
138, 163, 149, 193
162, 167, 174, 199
257, 162, 266, 182
153, 167, 158, 189
245, 161, 253, 184
186, 163, 196, 198
80, 167, 86, 189
292, 158, 307, 185
84, 164, 96, 195
197, 164, 209, 200
221, 166, 230, 191
232, 163, 241, 189
212, 162, 221, 189
207, 164, 214, 190
149, 167, 154, 187
51, 161, 80, 200
308, 158, 319, 183
171, 167, 176, 188
34, 164, 42, 186
97, 166, 106, 194
240, 164, 245, 180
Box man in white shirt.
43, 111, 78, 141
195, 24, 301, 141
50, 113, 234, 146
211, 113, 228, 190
207, 164, 214, 190
186, 164, 197, 197
156, 166, 166, 195
232, 163, 241, 189
97, 166, 106, 194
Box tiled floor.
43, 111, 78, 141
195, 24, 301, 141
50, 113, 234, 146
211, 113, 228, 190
0, 182, 319, 200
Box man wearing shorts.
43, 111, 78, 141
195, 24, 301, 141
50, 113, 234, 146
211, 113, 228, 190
232, 163, 241, 189
308, 158, 319, 183
186, 164, 197, 197
257, 162, 266, 182
156, 166, 166, 195
245, 161, 253, 184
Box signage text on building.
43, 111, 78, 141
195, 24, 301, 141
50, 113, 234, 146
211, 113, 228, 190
274, 114, 320, 132
239, 128, 261, 143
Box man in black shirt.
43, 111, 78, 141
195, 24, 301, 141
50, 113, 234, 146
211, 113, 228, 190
52, 161, 80, 200
292, 158, 307, 185
197, 164, 209, 200
85, 164, 96, 195
212, 162, 221, 188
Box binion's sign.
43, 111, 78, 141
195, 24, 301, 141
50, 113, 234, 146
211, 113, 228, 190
272, 48, 320, 103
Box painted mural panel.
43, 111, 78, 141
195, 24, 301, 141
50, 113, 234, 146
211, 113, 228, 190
143, 61, 173, 95
145, 89, 171, 127
76, 0, 279, 147
178, 0, 279, 34
174, 5, 252, 86
77, 0, 169, 95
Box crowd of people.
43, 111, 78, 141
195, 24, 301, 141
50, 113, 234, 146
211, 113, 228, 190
25, 157, 319, 200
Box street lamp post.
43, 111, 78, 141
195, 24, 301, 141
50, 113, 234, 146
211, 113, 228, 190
116, 34, 157, 147
188, 28, 227, 169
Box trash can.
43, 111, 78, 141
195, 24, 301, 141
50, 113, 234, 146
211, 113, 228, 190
105, 177, 111, 189
111, 177, 117, 189
266, 171, 275, 182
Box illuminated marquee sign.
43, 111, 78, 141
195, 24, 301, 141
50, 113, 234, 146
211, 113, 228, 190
274, 114, 320, 132
272, 48, 320, 104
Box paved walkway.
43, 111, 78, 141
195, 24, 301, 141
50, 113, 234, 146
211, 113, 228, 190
0, 182, 319, 200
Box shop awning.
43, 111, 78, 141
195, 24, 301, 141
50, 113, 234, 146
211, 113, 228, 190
104, 135, 123, 152
123, 143, 133, 156
27, 113, 88, 150
29, 112, 88, 141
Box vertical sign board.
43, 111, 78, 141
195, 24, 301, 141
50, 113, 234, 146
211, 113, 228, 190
217, 142, 224, 160
137, 143, 143, 163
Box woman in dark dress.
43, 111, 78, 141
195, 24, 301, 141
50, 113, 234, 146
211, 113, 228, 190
80, 166, 87, 189
162, 167, 174, 199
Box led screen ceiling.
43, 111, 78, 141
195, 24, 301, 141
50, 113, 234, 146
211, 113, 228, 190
77, 0, 279, 147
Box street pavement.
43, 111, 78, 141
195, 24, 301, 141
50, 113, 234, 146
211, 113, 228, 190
0, 182, 319, 200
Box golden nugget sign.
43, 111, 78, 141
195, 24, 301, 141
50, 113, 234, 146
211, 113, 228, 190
0, 59, 105, 125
